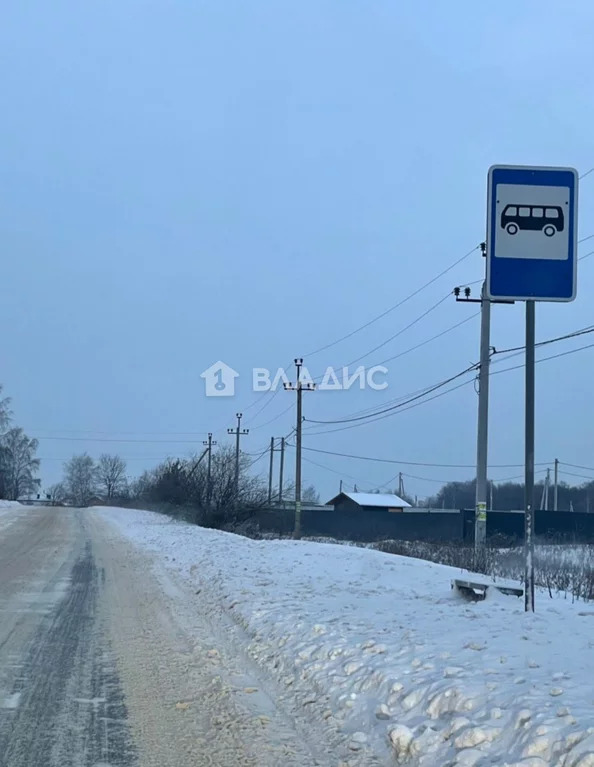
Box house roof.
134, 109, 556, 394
327, 491, 411, 508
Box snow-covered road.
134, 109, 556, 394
98, 506, 594, 767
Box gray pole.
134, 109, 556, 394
474, 282, 491, 568
278, 437, 285, 505
268, 436, 275, 505
525, 300, 536, 612
283, 358, 314, 538
227, 413, 248, 502
295, 360, 303, 538
234, 413, 242, 498
554, 458, 559, 511
203, 432, 217, 505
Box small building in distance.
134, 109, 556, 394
327, 491, 411, 513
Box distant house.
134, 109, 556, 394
326, 491, 411, 513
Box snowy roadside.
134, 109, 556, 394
0, 501, 23, 533
96, 507, 594, 767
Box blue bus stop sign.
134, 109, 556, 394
486, 165, 578, 301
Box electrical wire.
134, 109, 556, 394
305, 363, 478, 425
491, 324, 594, 358
304, 321, 594, 434
338, 292, 452, 370
558, 469, 594, 482
304, 244, 480, 358
300, 445, 551, 469
560, 461, 594, 472
373, 310, 480, 369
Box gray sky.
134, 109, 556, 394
2, 1, 594, 502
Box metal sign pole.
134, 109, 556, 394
524, 300, 536, 612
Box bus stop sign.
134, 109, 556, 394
486, 165, 578, 301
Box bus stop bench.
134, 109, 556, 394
452, 578, 523, 601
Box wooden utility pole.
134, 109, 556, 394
227, 413, 248, 501
203, 432, 217, 504
284, 358, 314, 538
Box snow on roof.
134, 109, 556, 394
329, 491, 411, 508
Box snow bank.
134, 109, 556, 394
0, 500, 22, 509
97, 507, 594, 766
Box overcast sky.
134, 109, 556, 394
2, 1, 594, 502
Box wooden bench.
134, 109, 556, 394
452, 578, 523, 601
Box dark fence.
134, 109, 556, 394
254, 508, 464, 543
255, 507, 594, 544
463, 509, 594, 543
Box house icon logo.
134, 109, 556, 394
200, 360, 239, 397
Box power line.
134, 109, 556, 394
338, 292, 452, 370
492, 324, 594, 357
300, 445, 550, 469
373, 310, 480, 369
305, 322, 594, 432
304, 244, 480, 357
559, 461, 594, 473
305, 363, 478, 425
558, 469, 594, 482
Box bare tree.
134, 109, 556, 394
97, 454, 128, 500
47, 482, 68, 505
129, 446, 268, 527
0, 384, 11, 433
63, 453, 97, 507
0, 427, 41, 500
302, 484, 320, 504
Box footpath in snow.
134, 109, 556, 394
97, 506, 594, 767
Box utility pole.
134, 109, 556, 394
545, 468, 550, 510
203, 432, 217, 505
284, 358, 315, 538
454, 258, 491, 569
339, 479, 343, 494
554, 458, 559, 511
227, 413, 249, 502
268, 437, 275, 505
278, 437, 285, 505
398, 472, 404, 498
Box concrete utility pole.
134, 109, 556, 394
278, 436, 285, 505
268, 437, 275, 504
203, 432, 217, 505
554, 458, 559, 511
398, 472, 404, 498
454, 255, 495, 569
474, 281, 491, 564
227, 413, 249, 501
284, 358, 315, 538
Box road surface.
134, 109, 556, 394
0, 507, 344, 767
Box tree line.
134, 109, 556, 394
425, 478, 594, 513
49, 446, 319, 529
0, 385, 40, 500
